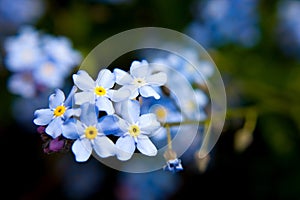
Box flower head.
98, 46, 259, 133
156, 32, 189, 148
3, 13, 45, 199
114, 100, 161, 161
163, 149, 183, 173
33, 86, 80, 138
114, 60, 167, 100
62, 103, 117, 162
163, 159, 183, 173
73, 69, 130, 114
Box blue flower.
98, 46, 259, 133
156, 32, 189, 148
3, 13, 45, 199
73, 69, 130, 114
62, 103, 117, 162
42, 35, 82, 73
4, 26, 43, 72
114, 60, 167, 99
33, 86, 80, 138
163, 158, 183, 173
33, 60, 67, 89
4, 26, 82, 95
7, 72, 36, 97
114, 100, 161, 161
140, 95, 182, 142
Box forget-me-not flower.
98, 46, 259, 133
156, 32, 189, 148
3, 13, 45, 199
73, 69, 130, 114
114, 60, 167, 100
114, 100, 161, 161
33, 86, 80, 138
163, 159, 183, 173
62, 103, 117, 162
4, 26, 43, 72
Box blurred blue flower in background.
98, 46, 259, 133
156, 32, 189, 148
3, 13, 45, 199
4, 26, 82, 98
185, 0, 261, 48
276, 0, 300, 58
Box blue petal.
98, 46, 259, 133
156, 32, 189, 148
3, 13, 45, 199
108, 88, 131, 102
116, 117, 130, 133
96, 69, 115, 89
115, 135, 136, 161
114, 68, 133, 85
121, 99, 140, 124
49, 89, 65, 109
33, 109, 53, 125
45, 117, 63, 138
64, 108, 81, 119
80, 103, 98, 126
138, 113, 161, 133
93, 136, 116, 158
130, 60, 150, 78
96, 97, 114, 114
145, 72, 167, 86
98, 115, 122, 136
136, 136, 157, 156
139, 86, 161, 99
72, 139, 92, 162
74, 91, 94, 105
62, 120, 79, 139
64, 85, 77, 106
73, 70, 95, 91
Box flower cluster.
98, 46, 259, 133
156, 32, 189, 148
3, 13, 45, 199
33, 60, 172, 164
3, 26, 82, 98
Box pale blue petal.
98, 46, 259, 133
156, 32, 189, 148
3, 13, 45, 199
72, 139, 92, 162
121, 85, 139, 99
74, 91, 94, 105
33, 109, 53, 125
138, 113, 161, 133
136, 136, 157, 156
75, 120, 85, 136
80, 103, 98, 126
96, 97, 114, 114
115, 135, 136, 161
116, 117, 130, 132
49, 89, 65, 109
45, 117, 63, 138
96, 69, 115, 89
129, 87, 139, 99
121, 100, 140, 123
98, 115, 122, 136
145, 72, 167, 86
114, 68, 133, 85
107, 88, 131, 102
64, 85, 77, 106
62, 121, 79, 139
130, 60, 150, 78
195, 89, 208, 107
139, 86, 161, 99
150, 127, 167, 139
73, 70, 95, 91
64, 108, 81, 119
93, 136, 116, 158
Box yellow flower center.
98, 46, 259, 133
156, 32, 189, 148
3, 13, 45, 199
133, 78, 146, 87
94, 86, 106, 96
53, 105, 66, 117
84, 126, 98, 139
41, 62, 55, 76
155, 107, 167, 122
128, 124, 141, 137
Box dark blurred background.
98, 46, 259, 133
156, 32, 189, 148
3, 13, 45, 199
1, 0, 300, 199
